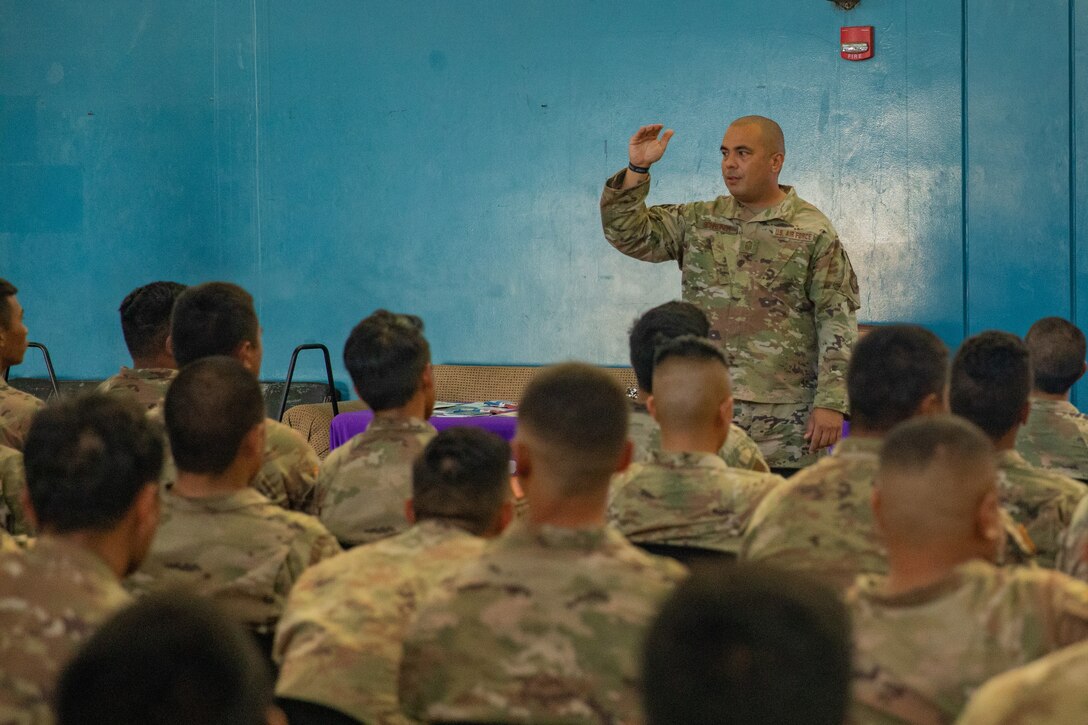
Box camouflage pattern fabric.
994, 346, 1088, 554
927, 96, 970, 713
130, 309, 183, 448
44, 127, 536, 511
275, 519, 486, 724
733, 399, 822, 469
96, 366, 177, 414
0, 537, 130, 723
318, 417, 436, 547
0, 528, 18, 553
956, 637, 1088, 725
1016, 398, 1088, 482
399, 521, 687, 724
0, 445, 31, 537
126, 488, 340, 633
997, 449, 1084, 568
608, 449, 783, 554
600, 172, 859, 413
256, 419, 323, 515
847, 560, 1088, 725
1056, 493, 1088, 581
0, 379, 45, 452
740, 436, 886, 589
628, 404, 769, 472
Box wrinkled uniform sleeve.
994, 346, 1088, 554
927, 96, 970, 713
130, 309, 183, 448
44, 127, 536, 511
807, 231, 860, 413
600, 169, 689, 264
1058, 495, 1088, 580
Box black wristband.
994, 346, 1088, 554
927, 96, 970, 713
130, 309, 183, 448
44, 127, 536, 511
627, 162, 651, 175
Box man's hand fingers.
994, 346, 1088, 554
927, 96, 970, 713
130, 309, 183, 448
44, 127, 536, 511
804, 414, 816, 440
660, 129, 675, 146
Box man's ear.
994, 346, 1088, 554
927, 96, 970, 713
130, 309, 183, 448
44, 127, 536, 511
771, 151, 785, 173
164, 335, 174, 359
243, 422, 266, 459
421, 363, 435, 392
132, 482, 161, 543
404, 497, 417, 524
976, 489, 1003, 549
512, 440, 531, 479
234, 340, 260, 375
719, 395, 734, 428
1018, 401, 1031, 426
645, 394, 657, 420
614, 439, 634, 475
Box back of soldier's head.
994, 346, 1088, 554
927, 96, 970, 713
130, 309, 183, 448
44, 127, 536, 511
0, 277, 18, 331
517, 362, 629, 490
876, 415, 997, 545
55, 593, 275, 725
166, 356, 266, 476
23, 393, 163, 534
343, 309, 430, 412
651, 336, 731, 433
848, 325, 948, 433
119, 281, 188, 362
1025, 317, 1086, 395
412, 427, 511, 536
629, 301, 710, 393
171, 282, 259, 367
643, 563, 850, 725
950, 331, 1032, 439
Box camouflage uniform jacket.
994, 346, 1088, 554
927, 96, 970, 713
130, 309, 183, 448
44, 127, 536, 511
126, 488, 341, 633
318, 417, 437, 547
0, 445, 31, 537
997, 449, 1084, 568
601, 173, 860, 412
847, 560, 1088, 725
254, 419, 322, 515
96, 366, 177, 413
1016, 398, 1088, 482
955, 637, 1088, 725
628, 404, 769, 472
740, 436, 886, 589
399, 520, 687, 725
275, 519, 486, 724
608, 449, 784, 554
0, 537, 130, 723
0, 378, 44, 451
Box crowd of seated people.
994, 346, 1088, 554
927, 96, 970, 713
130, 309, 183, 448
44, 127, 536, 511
5, 275, 1088, 723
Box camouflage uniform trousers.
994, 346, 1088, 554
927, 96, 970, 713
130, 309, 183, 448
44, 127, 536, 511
734, 399, 823, 470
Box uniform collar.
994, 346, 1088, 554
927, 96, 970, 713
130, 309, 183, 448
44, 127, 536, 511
367, 416, 434, 434
117, 367, 178, 382
831, 436, 883, 459
1030, 398, 1079, 415
721, 185, 799, 223
649, 449, 729, 471
165, 487, 269, 512
997, 449, 1030, 469
500, 519, 614, 552
31, 535, 121, 583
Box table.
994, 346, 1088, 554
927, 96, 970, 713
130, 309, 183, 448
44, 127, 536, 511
329, 410, 518, 450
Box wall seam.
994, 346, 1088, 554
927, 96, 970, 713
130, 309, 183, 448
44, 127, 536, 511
251, 0, 264, 317
961, 0, 970, 338
1071, 0, 1078, 327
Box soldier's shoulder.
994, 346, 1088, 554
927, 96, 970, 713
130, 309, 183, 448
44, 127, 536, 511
1, 385, 45, 410
265, 418, 312, 450
0, 444, 21, 466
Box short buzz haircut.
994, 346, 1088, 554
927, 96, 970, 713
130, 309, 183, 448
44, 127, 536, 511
848, 325, 949, 432
412, 427, 511, 535
653, 335, 728, 370
119, 281, 188, 361
643, 563, 850, 725
0, 277, 17, 330
732, 115, 786, 156
165, 357, 266, 475
950, 331, 1032, 439
343, 309, 430, 412
879, 415, 995, 479
517, 362, 629, 483
629, 301, 711, 393
1025, 317, 1087, 395
23, 393, 163, 534
170, 282, 259, 367
55, 593, 274, 725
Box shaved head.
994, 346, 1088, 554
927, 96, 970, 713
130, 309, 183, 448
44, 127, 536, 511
651, 337, 731, 434
876, 416, 997, 546
730, 115, 786, 156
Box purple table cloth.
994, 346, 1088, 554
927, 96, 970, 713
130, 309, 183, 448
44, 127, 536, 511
330, 410, 518, 451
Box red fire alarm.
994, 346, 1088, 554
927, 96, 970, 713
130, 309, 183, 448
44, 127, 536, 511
841, 26, 874, 61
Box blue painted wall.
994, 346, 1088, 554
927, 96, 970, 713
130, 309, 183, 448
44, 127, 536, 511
0, 1, 1084, 399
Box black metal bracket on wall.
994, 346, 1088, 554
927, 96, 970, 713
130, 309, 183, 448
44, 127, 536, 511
277, 344, 340, 422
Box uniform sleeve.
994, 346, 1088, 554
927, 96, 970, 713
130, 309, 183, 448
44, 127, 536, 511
0, 450, 32, 537
807, 232, 860, 413
720, 425, 770, 473
1058, 495, 1088, 580
599, 169, 689, 264
1043, 571, 1088, 647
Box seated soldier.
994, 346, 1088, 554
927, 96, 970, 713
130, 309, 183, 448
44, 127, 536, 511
741, 325, 948, 589
126, 357, 340, 650
628, 301, 768, 471
0, 443, 31, 539
0, 278, 44, 451
951, 331, 1084, 567
1017, 316, 1088, 481
399, 363, 687, 725
97, 281, 187, 413
849, 416, 1088, 724
609, 336, 784, 556
319, 310, 437, 546
171, 282, 322, 513
0, 393, 162, 721
643, 563, 851, 725
56, 593, 287, 725
275, 427, 514, 724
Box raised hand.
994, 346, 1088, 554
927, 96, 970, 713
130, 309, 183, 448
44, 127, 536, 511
628, 124, 675, 169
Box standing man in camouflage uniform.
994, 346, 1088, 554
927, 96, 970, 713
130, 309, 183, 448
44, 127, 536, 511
171, 282, 322, 514
98, 281, 187, 414
950, 331, 1085, 568
1016, 316, 1088, 481
0, 278, 45, 451
127, 358, 339, 651
609, 336, 784, 556
601, 118, 859, 470
319, 310, 438, 547
275, 428, 514, 724
849, 416, 1088, 724
0, 393, 163, 722
627, 301, 768, 472
399, 363, 686, 725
